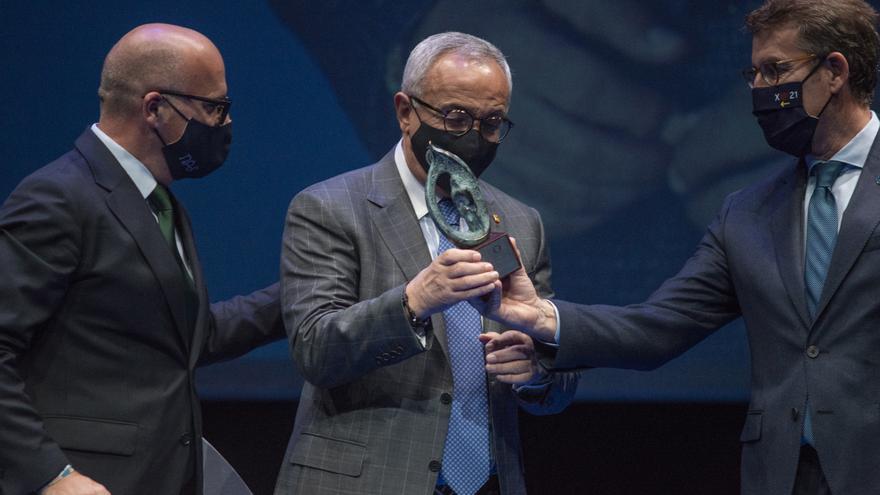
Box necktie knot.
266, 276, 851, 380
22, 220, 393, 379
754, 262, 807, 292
149, 185, 174, 213
813, 160, 846, 189
438, 197, 461, 227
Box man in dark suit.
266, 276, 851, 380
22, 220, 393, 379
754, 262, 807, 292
0, 24, 282, 495
483, 1, 880, 493
274, 32, 578, 495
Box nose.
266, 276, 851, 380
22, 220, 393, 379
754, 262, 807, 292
750, 73, 767, 89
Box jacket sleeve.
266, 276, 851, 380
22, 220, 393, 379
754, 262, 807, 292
512, 208, 579, 415
545, 194, 741, 372
0, 174, 76, 493
281, 188, 428, 389
199, 282, 285, 366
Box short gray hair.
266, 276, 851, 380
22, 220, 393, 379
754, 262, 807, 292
401, 32, 512, 97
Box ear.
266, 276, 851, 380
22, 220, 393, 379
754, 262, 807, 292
825, 51, 849, 94
142, 91, 164, 127
394, 92, 416, 134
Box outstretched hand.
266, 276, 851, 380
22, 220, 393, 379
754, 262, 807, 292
473, 238, 558, 343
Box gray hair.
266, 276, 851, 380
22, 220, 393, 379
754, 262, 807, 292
401, 32, 512, 96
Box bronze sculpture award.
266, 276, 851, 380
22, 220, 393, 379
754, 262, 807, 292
424, 144, 522, 278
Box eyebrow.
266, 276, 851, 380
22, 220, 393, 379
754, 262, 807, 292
441, 103, 506, 118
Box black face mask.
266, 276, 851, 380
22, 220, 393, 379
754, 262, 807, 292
155, 114, 232, 180
752, 60, 832, 157
411, 123, 498, 178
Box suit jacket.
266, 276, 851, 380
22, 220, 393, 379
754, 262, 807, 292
274, 150, 578, 495
544, 133, 880, 494
0, 129, 283, 495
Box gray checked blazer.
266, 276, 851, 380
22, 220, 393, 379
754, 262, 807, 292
274, 149, 578, 495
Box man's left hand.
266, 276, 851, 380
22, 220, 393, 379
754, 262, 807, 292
480, 331, 539, 384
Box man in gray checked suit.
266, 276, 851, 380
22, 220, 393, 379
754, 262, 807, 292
275, 32, 578, 495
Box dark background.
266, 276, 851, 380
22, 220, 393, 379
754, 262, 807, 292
4, 1, 877, 493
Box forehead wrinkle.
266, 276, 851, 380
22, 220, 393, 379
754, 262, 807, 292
421, 55, 509, 115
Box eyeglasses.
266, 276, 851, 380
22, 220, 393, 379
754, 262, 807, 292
409, 95, 514, 143
157, 90, 231, 126
741, 54, 819, 88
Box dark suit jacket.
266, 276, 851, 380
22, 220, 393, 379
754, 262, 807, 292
544, 134, 880, 494
0, 129, 282, 495
274, 150, 578, 495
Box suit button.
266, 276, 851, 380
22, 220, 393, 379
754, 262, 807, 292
440, 393, 452, 405
806, 345, 819, 358
791, 408, 799, 420
179, 433, 192, 446
429, 460, 442, 472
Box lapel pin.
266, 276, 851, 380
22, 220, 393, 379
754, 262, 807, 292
875, 175, 880, 185
492, 213, 501, 224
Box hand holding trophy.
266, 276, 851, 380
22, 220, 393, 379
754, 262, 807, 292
424, 143, 522, 278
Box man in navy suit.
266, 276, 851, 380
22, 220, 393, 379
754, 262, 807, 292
483, 1, 880, 493
0, 24, 282, 495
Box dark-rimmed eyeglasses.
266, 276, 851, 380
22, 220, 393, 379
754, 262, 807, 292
157, 90, 231, 126
741, 54, 819, 88
409, 94, 513, 143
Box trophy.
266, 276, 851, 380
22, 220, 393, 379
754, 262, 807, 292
424, 143, 522, 278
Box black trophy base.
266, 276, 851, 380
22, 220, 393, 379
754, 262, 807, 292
474, 232, 521, 279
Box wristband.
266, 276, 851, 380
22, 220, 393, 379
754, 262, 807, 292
402, 289, 430, 329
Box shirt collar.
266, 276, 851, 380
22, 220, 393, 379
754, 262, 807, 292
90, 123, 157, 199
806, 111, 879, 173
394, 139, 429, 220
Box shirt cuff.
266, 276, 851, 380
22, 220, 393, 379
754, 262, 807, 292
414, 329, 427, 348
537, 299, 560, 347
40, 464, 74, 494
512, 366, 554, 392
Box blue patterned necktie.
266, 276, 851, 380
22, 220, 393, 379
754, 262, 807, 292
804, 160, 845, 318
437, 198, 491, 495
802, 160, 845, 445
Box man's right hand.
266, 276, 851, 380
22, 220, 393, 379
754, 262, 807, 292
478, 238, 557, 343
42, 472, 110, 495
405, 248, 499, 319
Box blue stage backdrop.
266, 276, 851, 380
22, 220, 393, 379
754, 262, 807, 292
6, 0, 876, 402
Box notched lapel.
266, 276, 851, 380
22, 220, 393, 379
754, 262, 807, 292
367, 155, 451, 358
818, 137, 880, 317
76, 130, 194, 352
367, 158, 433, 282
769, 162, 811, 328
105, 189, 193, 352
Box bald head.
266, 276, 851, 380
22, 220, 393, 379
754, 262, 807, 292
98, 23, 224, 119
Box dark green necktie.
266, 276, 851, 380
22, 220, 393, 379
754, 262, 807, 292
148, 185, 198, 338
148, 185, 194, 287
148, 184, 177, 252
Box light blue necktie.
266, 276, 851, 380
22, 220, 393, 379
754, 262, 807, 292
437, 198, 491, 495
802, 160, 845, 445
